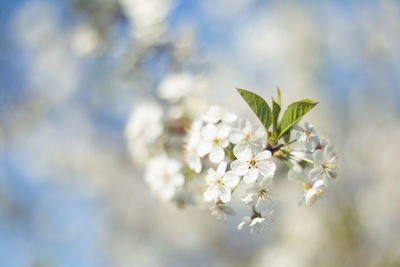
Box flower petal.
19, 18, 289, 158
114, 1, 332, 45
209, 147, 225, 163
172, 173, 185, 187
216, 123, 231, 139
313, 179, 325, 189
309, 167, 322, 181
305, 122, 313, 131
160, 186, 176, 200
201, 123, 217, 140
305, 188, 317, 205
187, 153, 202, 173
206, 168, 217, 185
238, 220, 248, 230
167, 159, 182, 174
250, 217, 265, 227
255, 150, 272, 161
222, 110, 237, 123
237, 216, 252, 230
220, 139, 229, 148
243, 168, 259, 184
230, 159, 249, 175
203, 106, 221, 123
234, 147, 252, 161
222, 171, 239, 188
242, 193, 256, 205
229, 129, 243, 144
258, 160, 276, 177
260, 176, 273, 188
219, 185, 231, 203
196, 139, 212, 157
204, 185, 218, 202
234, 143, 252, 154
313, 149, 323, 163
217, 161, 227, 177
243, 119, 252, 132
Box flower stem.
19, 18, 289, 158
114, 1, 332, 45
285, 138, 298, 146
251, 205, 261, 218
289, 149, 313, 153
289, 154, 316, 165
231, 176, 243, 194
283, 159, 306, 187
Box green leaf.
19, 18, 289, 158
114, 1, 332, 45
271, 97, 281, 136
278, 99, 318, 139
283, 130, 291, 144
236, 88, 272, 131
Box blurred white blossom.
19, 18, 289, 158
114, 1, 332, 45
158, 72, 195, 102
202, 105, 238, 124
144, 154, 184, 201
185, 119, 203, 173
119, 0, 173, 45
125, 101, 163, 164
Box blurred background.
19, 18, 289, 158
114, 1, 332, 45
1, 0, 400, 266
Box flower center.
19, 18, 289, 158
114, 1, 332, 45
321, 162, 337, 179
259, 189, 270, 201
244, 133, 253, 142
212, 138, 220, 146
322, 162, 336, 169
213, 178, 223, 186
162, 173, 170, 181
249, 159, 257, 168
305, 183, 313, 191
305, 130, 312, 139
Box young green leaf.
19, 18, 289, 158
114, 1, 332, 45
236, 88, 272, 131
277, 87, 282, 106
278, 99, 318, 139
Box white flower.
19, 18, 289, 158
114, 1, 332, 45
203, 105, 237, 124
158, 72, 194, 102
309, 146, 338, 184
229, 118, 265, 153
196, 123, 231, 163
125, 101, 163, 164
303, 179, 325, 206
314, 135, 329, 150
125, 101, 163, 142
238, 210, 273, 234
144, 154, 184, 201
120, 0, 172, 45
209, 203, 235, 220
184, 119, 203, 173
293, 122, 320, 151
231, 148, 276, 184
242, 176, 273, 207
203, 161, 240, 203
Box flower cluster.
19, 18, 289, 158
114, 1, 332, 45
289, 123, 338, 206
125, 87, 338, 234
